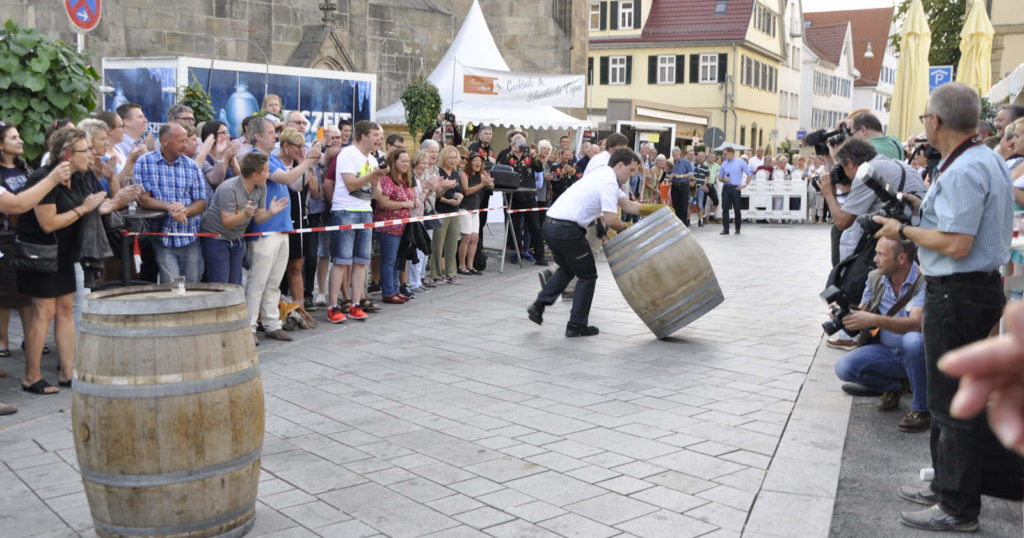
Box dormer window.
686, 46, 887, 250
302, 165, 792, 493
714, 1, 728, 14
620, 1, 634, 28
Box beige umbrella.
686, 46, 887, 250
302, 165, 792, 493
889, 0, 932, 143
955, 0, 995, 96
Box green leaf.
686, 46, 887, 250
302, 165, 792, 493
4, 110, 23, 126
13, 70, 45, 92
27, 55, 49, 73
0, 92, 29, 111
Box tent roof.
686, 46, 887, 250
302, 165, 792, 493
376, 0, 589, 130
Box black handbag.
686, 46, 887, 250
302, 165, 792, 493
10, 238, 58, 274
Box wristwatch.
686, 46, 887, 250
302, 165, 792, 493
898, 223, 908, 241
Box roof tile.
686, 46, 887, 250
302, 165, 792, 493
804, 7, 893, 86
803, 22, 847, 66
592, 0, 756, 45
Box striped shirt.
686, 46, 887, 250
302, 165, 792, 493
136, 150, 207, 248
918, 143, 1013, 276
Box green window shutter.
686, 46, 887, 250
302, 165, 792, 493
600, 2, 607, 30
625, 56, 632, 84
648, 55, 658, 84
600, 56, 609, 85
588, 57, 594, 85
610, 1, 619, 30
675, 55, 685, 83
689, 54, 699, 83
717, 53, 728, 83
634, 0, 642, 29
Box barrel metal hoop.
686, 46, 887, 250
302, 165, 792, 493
79, 317, 250, 338
603, 209, 673, 257
648, 280, 721, 328
92, 500, 256, 537
73, 364, 260, 399
83, 283, 246, 315
610, 232, 688, 279
607, 226, 680, 271
652, 290, 725, 338
80, 447, 261, 488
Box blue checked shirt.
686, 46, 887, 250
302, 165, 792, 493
917, 144, 1013, 276
136, 150, 207, 247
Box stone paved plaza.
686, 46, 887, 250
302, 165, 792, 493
0, 223, 891, 537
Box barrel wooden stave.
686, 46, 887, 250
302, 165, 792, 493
605, 208, 723, 339
73, 284, 263, 538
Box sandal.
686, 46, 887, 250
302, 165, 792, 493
457, 268, 472, 275
358, 298, 381, 312
58, 378, 72, 388
22, 379, 59, 395
469, 269, 482, 275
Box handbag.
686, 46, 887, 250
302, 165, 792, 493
10, 238, 58, 274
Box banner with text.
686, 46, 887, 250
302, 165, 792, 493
462, 66, 585, 108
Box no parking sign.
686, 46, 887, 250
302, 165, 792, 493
65, 0, 101, 32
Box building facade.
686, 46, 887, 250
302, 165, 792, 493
586, 0, 786, 149
776, 0, 804, 152
800, 21, 858, 135
805, 8, 896, 135
0, 0, 588, 114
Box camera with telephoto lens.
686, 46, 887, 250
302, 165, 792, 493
804, 123, 853, 156
912, 136, 942, 178
81, 257, 103, 289
829, 163, 852, 186
821, 285, 860, 337
854, 164, 915, 237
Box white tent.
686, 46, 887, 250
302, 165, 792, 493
376, 0, 589, 131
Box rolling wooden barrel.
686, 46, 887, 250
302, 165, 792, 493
604, 207, 724, 339
72, 283, 264, 538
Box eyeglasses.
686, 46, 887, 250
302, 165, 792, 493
70, 146, 94, 154
919, 113, 935, 124
217, 130, 230, 136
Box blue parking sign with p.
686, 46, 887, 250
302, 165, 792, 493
929, 66, 953, 94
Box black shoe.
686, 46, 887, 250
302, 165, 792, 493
400, 283, 415, 297
877, 380, 908, 411
367, 281, 381, 294
565, 323, 599, 337
534, 259, 549, 267
527, 303, 544, 325
720, 230, 730, 235
841, 382, 883, 397
899, 485, 940, 506
898, 410, 931, 433
538, 269, 553, 288
899, 505, 978, 532
735, 229, 741, 235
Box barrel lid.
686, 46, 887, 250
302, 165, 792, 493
603, 207, 675, 256
83, 283, 247, 315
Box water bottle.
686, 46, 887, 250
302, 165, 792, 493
128, 200, 137, 215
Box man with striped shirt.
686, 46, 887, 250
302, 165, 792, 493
874, 82, 1014, 533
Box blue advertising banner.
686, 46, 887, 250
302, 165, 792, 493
102, 58, 376, 143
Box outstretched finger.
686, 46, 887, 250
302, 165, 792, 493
950, 374, 998, 419
989, 383, 1024, 454
938, 336, 1024, 378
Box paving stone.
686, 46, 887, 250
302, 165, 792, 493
685, 500, 748, 531
449, 477, 505, 497
411, 462, 477, 485
649, 450, 747, 481
566, 465, 622, 484
696, 484, 757, 512
614, 508, 718, 538
538, 512, 619, 538
426, 494, 486, 516
422, 525, 490, 537
542, 439, 605, 458
349, 496, 458, 538
745, 491, 834, 537
464, 456, 546, 483
313, 519, 381, 537
612, 461, 666, 479
629, 485, 710, 513
525, 451, 588, 473
484, 519, 562, 538
499, 443, 549, 459
452, 506, 516, 528
596, 475, 654, 495
390, 477, 456, 503
262, 488, 317, 509
506, 500, 568, 523
280, 501, 351, 529
565, 492, 659, 525
647, 471, 717, 494
506, 471, 606, 507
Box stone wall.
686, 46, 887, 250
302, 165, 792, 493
0, 0, 588, 114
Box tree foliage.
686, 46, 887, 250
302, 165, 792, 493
401, 75, 441, 142
890, 0, 966, 67
0, 19, 100, 164
178, 75, 215, 123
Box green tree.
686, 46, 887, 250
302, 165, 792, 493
890, 0, 966, 67
401, 75, 441, 143
0, 20, 100, 164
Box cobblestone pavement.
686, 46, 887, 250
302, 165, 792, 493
0, 223, 849, 537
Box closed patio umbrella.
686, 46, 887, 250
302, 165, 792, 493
889, 0, 932, 143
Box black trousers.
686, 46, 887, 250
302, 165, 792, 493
720, 184, 742, 232
923, 272, 1007, 519
670, 182, 690, 224
535, 220, 597, 326
302, 212, 325, 298
509, 198, 545, 261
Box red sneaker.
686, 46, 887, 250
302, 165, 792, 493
348, 304, 369, 320
326, 306, 347, 324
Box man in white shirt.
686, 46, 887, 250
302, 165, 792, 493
583, 132, 629, 175
528, 148, 640, 337
748, 146, 766, 170
326, 120, 389, 323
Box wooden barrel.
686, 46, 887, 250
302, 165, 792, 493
72, 283, 264, 538
604, 207, 724, 339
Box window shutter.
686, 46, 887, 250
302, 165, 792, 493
625, 56, 632, 84
717, 53, 728, 83
675, 55, 685, 84
600, 56, 609, 85
599, 2, 607, 30
634, 0, 642, 29
689, 54, 699, 83
648, 55, 657, 84
610, 1, 619, 30
588, 57, 594, 85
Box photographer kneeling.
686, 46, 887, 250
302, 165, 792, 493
820, 138, 926, 350
834, 238, 928, 432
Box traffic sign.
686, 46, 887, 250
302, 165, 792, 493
929, 65, 953, 94
65, 0, 101, 32
703, 127, 725, 149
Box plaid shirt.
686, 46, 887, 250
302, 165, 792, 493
136, 150, 207, 247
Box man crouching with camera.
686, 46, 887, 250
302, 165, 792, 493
819, 138, 926, 350
833, 238, 928, 432
873, 82, 1014, 533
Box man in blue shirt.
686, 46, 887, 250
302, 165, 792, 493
667, 147, 693, 224
834, 238, 927, 432
716, 147, 753, 235
875, 82, 1014, 532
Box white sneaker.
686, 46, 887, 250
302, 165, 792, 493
314, 293, 328, 307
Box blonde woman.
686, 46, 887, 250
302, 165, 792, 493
429, 145, 464, 284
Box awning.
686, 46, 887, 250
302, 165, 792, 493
988, 61, 1024, 104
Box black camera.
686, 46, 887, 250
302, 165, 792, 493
829, 163, 852, 186
443, 110, 455, 124
805, 123, 852, 156
911, 137, 942, 178
810, 177, 822, 193
854, 165, 915, 237
821, 285, 859, 337
81, 257, 103, 289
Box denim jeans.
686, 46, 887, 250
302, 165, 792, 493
151, 240, 203, 283
834, 332, 927, 411
923, 273, 1006, 520
331, 210, 372, 265
378, 232, 402, 296
201, 237, 246, 286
